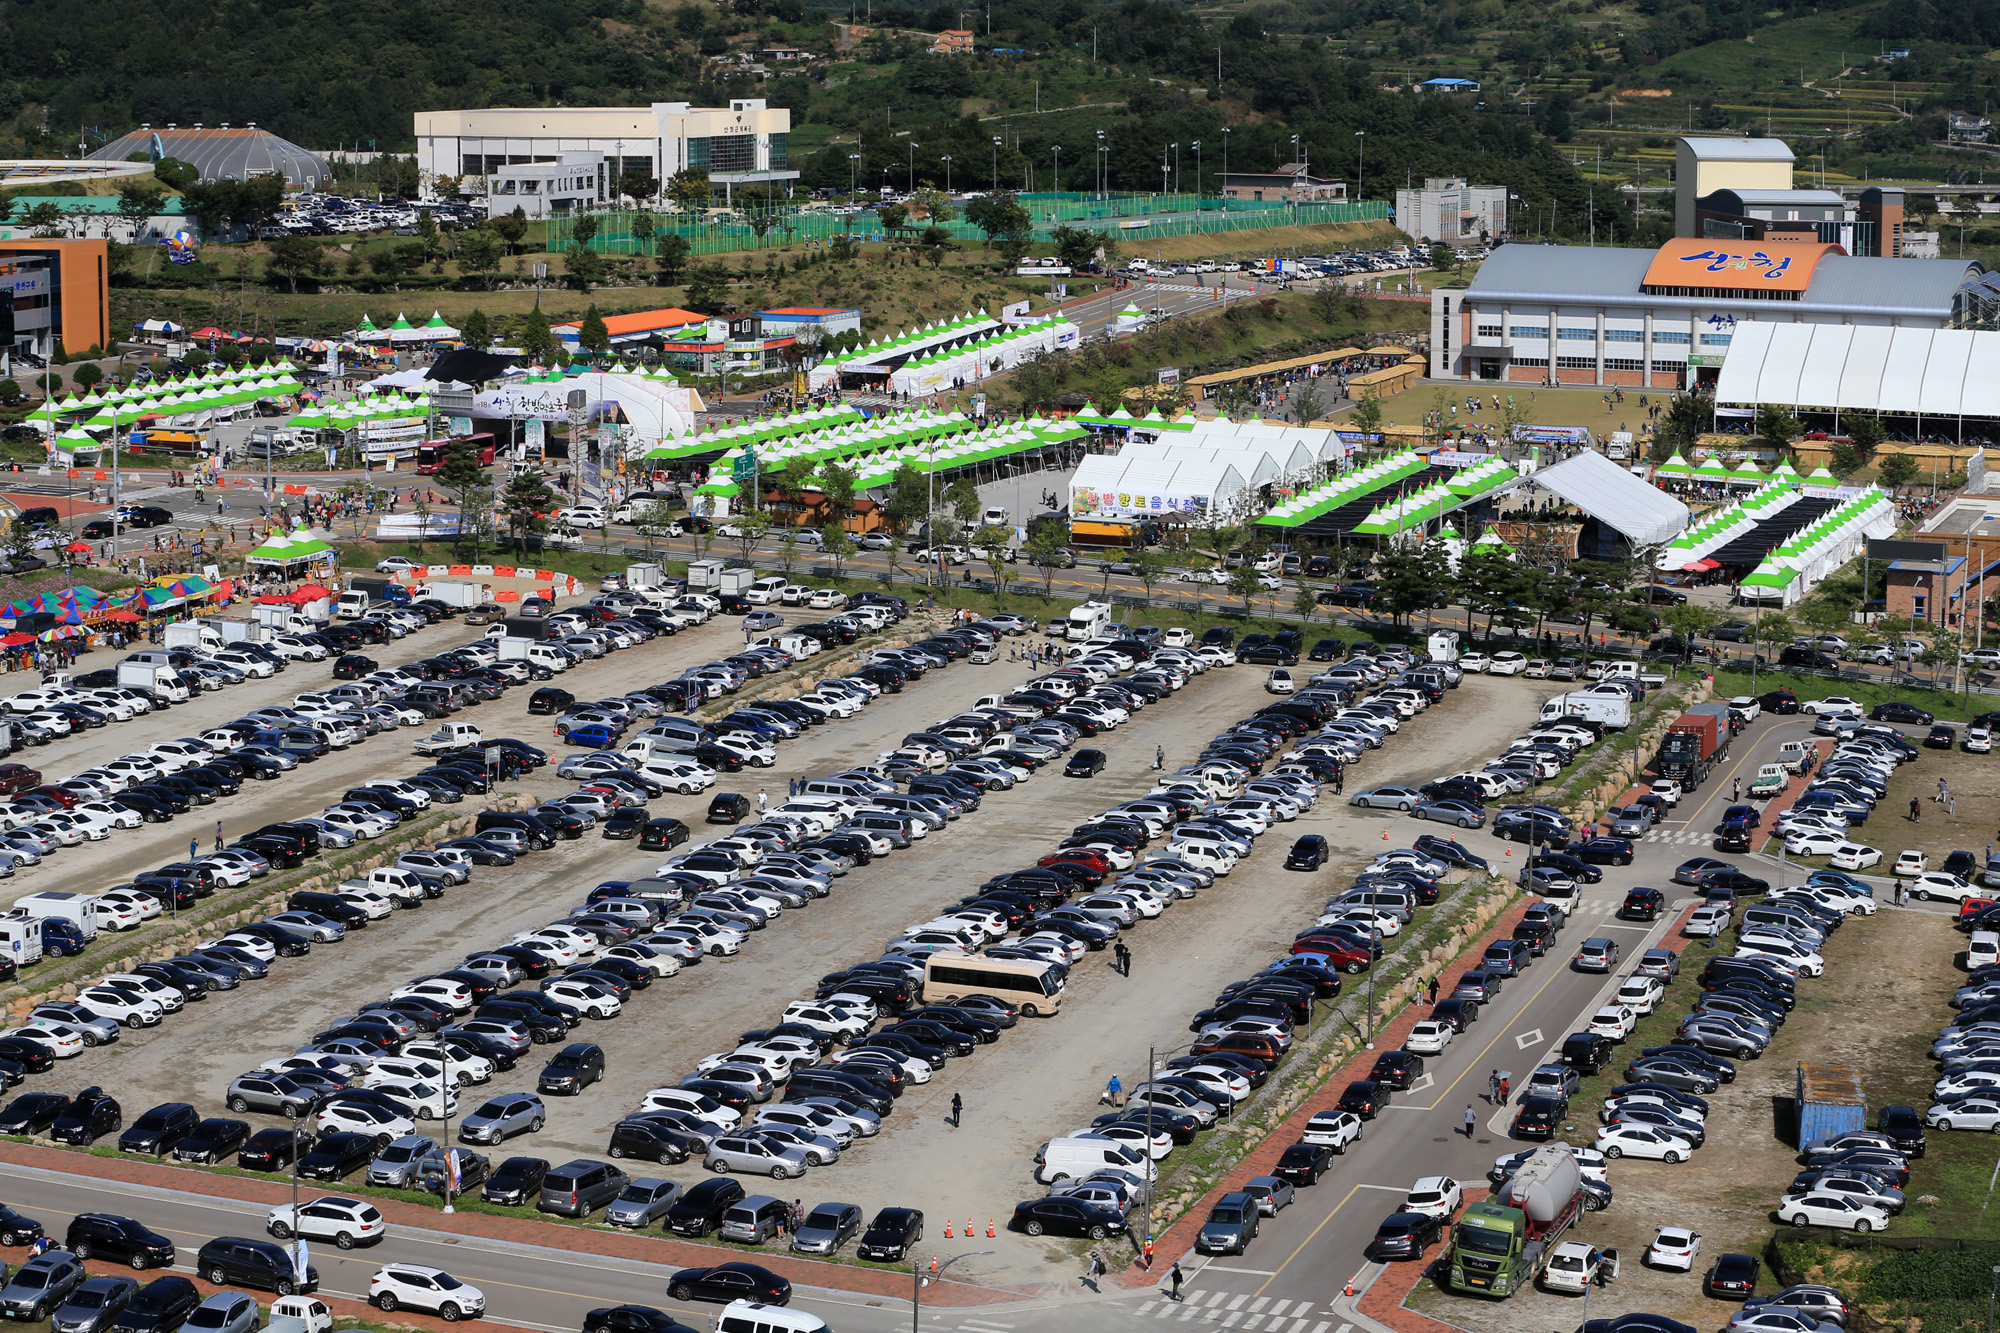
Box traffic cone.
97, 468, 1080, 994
966, 1219, 974, 1239
1344, 1277, 1356, 1297
987, 1219, 996, 1237
1505, 844, 1512, 857
944, 1219, 953, 1238
1382, 827, 1389, 840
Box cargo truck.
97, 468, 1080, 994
115, 661, 190, 704
1446, 1146, 1582, 1296
11, 891, 98, 941
420, 580, 484, 609
162, 622, 221, 652
1538, 691, 1632, 730
345, 577, 411, 607
1653, 712, 1729, 787
1796, 1062, 1865, 1150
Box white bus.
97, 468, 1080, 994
922, 954, 1065, 1016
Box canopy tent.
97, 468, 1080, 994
244, 530, 336, 567
808, 311, 1008, 388
1527, 449, 1692, 546
477, 370, 701, 458
1714, 321, 2000, 431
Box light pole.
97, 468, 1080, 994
908, 142, 920, 193
440, 1083, 457, 1214
1141, 1040, 1197, 1269
848, 153, 860, 198
1221, 128, 1230, 218
1051, 145, 1061, 194
1159, 144, 1169, 198
914, 1251, 987, 1333
1095, 130, 1105, 200
991, 136, 1001, 191
941, 155, 953, 195
1192, 140, 1202, 219
1172, 142, 1180, 195
1354, 130, 1366, 202
286, 1106, 306, 1285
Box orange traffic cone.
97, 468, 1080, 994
987, 1219, 996, 1238
1504, 844, 1512, 857
1344, 1277, 1356, 1297
966, 1219, 974, 1238
944, 1219, 953, 1238
1381, 827, 1389, 841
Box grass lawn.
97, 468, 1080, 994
1327, 383, 1655, 438
1708, 666, 1991, 725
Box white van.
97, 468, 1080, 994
743, 577, 789, 606
1777, 739, 1815, 773
1159, 842, 1237, 876
1972, 931, 2000, 972
526, 644, 571, 672
1037, 1134, 1148, 1184
717, 1301, 829, 1333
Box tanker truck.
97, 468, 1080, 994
1446, 1145, 1583, 1296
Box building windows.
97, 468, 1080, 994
767, 134, 787, 169
1651, 359, 1685, 374
687, 137, 710, 170
1604, 357, 1644, 371
1509, 325, 1548, 339
1556, 327, 1596, 341
708, 134, 756, 174
1512, 356, 1549, 367
1700, 332, 1733, 346
1653, 331, 1691, 345
1604, 329, 1641, 343
1556, 356, 1597, 370
1476, 324, 1502, 339
1914, 594, 1929, 621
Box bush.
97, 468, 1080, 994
0, 381, 19, 407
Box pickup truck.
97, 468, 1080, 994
337, 868, 439, 908
1541, 1241, 1618, 1294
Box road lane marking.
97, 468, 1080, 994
1226, 1295, 1249, 1309
1513, 1028, 1543, 1049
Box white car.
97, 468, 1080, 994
1593, 1123, 1695, 1162
369, 1265, 485, 1321
73, 801, 141, 830
1648, 779, 1683, 805
1733, 939, 1825, 976
1645, 1226, 1702, 1271
316, 1100, 417, 1139
1402, 1176, 1463, 1219
1800, 696, 1866, 715
1588, 1005, 1638, 1041
1405, 1021, 1454, 1054
1487, 652, 1528, 676
1830, 843, 1883, 870
639, 1087, 741, 1128
1784, 829, 1847, 857
1910, 872, 1980, 903
391, 979, 476, 1013
1775, 1192, 1890, 1232
1615, 977, 1665, 1015
1968, 727, 1994, 753
74, 987, 163, 1028
1894, 850, 1929, 877
363, 1076, 457, 1120
1926, 1098, 2000, 1131
268, 1196, 388, 1249
559, 506, 607, 530
542, 978, 621, 1018
202, 932, 276, 962
2, 1023, 86, 1057
1299, 1109, 1362, 1151
1456, 652, 1490, 673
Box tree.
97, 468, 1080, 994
621, 172, 661, 205
264, 236, 327, 292
919, 226, 952, 268
1752, 610, 1797, 665
0, 381, 19, 408
114, 181, 166, 233
229, 173, 286, 235
885, 463, 929, 534
569, 215, 600, 247
460, 308, 491, 349
1458, 547, 1528, 642
1051, 225, 1103, 271
728, 510, 771, 562
1130, 550, 1170, 607
1226, 564, 1264, 617
152, 157, 198, 190
1292, 583, 1321, 626
1754, 402, 1802, 460
499, 470, 561, 556
1662, 602, 1718, 657
1878, 452, 1920, 493
1024, 527, 1070, 598
944, 479, 981, 532
818, 462, 859, 529
878, 203, 909, 234
21, 202, 65, 238
415, 209, 445, 272
1846, 415, 1886, 464
910, 188, 956, 226
578, 305, 613, 356
667, 169, 713, 212
821, 525, 856, 580
518, 317, 558, 365
656, 234, 692, 285
562, 241, 607, 291
456, 229, 502, 288
488, 210, 528, 254
1290, 380, 1326, 426
433, 435, 495, 560
1654, 393, 1706, 456
964, 191, 1032, 255
1826, 443, 1862, 480
1349, 397, 1384, 437
1375, 540, 1453, 627
72, 363, 102, 390
974, 524, 1013, 603
683, 264, 734, 314
631, 211, 657, 254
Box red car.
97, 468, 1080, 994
1191, 1032, 1284, 1064
0, 765, 41, 796
1289, 937, 1373, 972
22, 786, 77, 808
1038, 850, 1112, 874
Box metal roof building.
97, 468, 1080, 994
1714, 321, 2000, 436
88, 126, 330, 189
1429, 240, 1983, 392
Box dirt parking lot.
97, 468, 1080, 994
25, 635, 1562, 1286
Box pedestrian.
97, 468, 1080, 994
1169, 1261, 1186, 1302
1114, 941, 1131, 976
1427, 974, 1439, 1004
1704, 914, 1721, 947
1940, 778, 1950, 803
214, 821, 224, 853
189, 837, 198, 862
1463, 1104, 1477, 1138
1912, 797, 1923, 823
1952, 796, 1959, 816
1488, 1071, 1501, 1105
950, 1092, 962, 1126
1732, 777, 1740, 803
792, 1199, 804, 1233
1154, 744, 1165, 770
789, 777, 798, 798
1102, 1074, 1123, 1106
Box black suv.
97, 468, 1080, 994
107, 1277, 200, 1333
1560, 1031, 1616, 1073
117, 1104, 197, 1157
296, 1132, 378, 1181
195, 1238, 319, 1294
66, 1215, 175, 1269
664, 1177, 747, 1236
538, 1043, 606, 1096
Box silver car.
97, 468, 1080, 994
0, 1252, 85, 1320
366, 1134, 439, 1188
264, 912, 345, 942
186, 1292, 259, 1333
603, 1178, 683, 1229
790, 1201, 863, 1254
704, 1134, 812, 1180
458, 1093, 545, 1145
52, 1275, 138, 1333
753, 1125, 841, 1166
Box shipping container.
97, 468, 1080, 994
1797, 1062, 1865, 1149
1655, 711, 1729, 787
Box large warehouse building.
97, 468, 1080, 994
413, 101, 797, 201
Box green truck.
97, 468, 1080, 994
1446, 1146, 1583, 1296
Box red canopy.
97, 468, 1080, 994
63, 542, 90, 554
289, 584, 331, 603
0, 633, 33, 646
104, 609, 142, 622
1681, 559, 1721, 572
190, 327, 227, 340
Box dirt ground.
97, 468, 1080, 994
1775, 736, 2000, 880
27, 615, 1565, 1285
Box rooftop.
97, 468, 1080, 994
1679, 136, 1797, 163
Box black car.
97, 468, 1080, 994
117, 1103, 197, 1157
667, 1262, 791, 1306
0, 1092, 70, 1136
856, 1207, 924, 1260
50, 1088, 120, 1145
584, 1307, 696, 1333
296, 1132, 378, 1181
108, 1276, 200, 1333
1337, 1080, 1387, 1119
665, 1177, 747, 1236
1370, 1050, 1424, 1090
527, 688, 575, 715
1365, 1210, 1445, 1261
1871, 701, 1934, 724
1880, 1104, 1927, 1158
194, 1237, 318, 1295
1430, 998, 1480, 1032
65, 1214, 172, 1268
607, 1119, 693, 1164
1063, 749, 1106, 778
172, 1117, 250, 1164
483, 1156, 551, 1207
1561, 1032, 1617, 1073
1011, 1196, 1128, 1239
1619, 887, 1665, 921
0, 1204, 39, 1248
1274, 1141, 1336, 1185
1285, 835, 1329, 870
237, 1128, 313, 1172
1510, 1096, 1568, 1140
1704, 1252, 1760, 1300
538, 1042, 605, 1096
1928, 723, 1958, 748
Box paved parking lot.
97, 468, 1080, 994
14, 610, 1560, 1285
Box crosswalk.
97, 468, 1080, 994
1641, 827, 1714, 846
1130, 1289, 1346, 1330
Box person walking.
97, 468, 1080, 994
756, 790, 767, 813
214, 822, 224, 854
1155, 745, 1165, 771
1912, 797, 1923, 823
1488, 1071, 1501, 1105
950, 1092, 963, 1127
189, 837, 198, 862
1083, 1251, 1106, 1290
1463, 1104, 1477, 1138
1102, 1074, 1123, 1106
1168, 1261, 1186, 1302
1940, 778, 1950, 804
1731, 777, 1740, 803
1114, 941, 1131, 976
1427, 974, 1440, 1004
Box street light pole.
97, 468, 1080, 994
991, 137, 1001, 191
941, 155, 952, 195
914, 1251, 986, 1333
908, 142, 920, 194
1354, 130, 1366, 202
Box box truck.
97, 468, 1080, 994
12, 891, 98, 941
116, 662, 190, 703
421, 580, 484, 609
0, 918, 43, 968
335, 590, 370, 619
1538, 691, 1632, 730
162, 622, 221, 652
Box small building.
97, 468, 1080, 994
659, 314, 799, 375
87, 123, 331, 190
757, 306, 862, 339
1395, 177, 1506, 244
755, 45, 812, 61
1951, 112, 1993, 143
931, 28, 974, 53
1886, 553, 1969, 628
0, 239, 112, 372
1417, 77, 1481, 94
1217, 163, 1347, 205
551, 306, 710, 350
0, 195, 189, 244
485, 151, 606, 219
